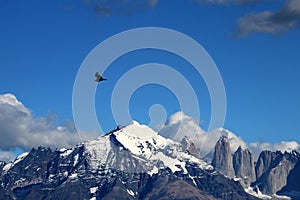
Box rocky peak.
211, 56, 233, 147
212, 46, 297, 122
233, 146, 256, 186
211, 135, 235, 177
181, 136, 200, 158
255, 150, 280, 179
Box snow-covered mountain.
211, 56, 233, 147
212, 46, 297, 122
0, 121, 257, 200
83, 120, 212, 174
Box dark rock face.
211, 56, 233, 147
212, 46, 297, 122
142, 172, 217, 200
181, 136, 200, 158
252, 150, 300, 194
0, 161, 5, 174
185, 162, 258, 200
255, 150, 278, 180
212, 136, 235, 177
279, 158, 300, 199
233, 146, 256, 186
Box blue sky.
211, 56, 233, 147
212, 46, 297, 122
0, 0, 300, 152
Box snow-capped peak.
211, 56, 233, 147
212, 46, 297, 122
210, 128, 247, 153
117, 120, 159, 139
83, 121, 213, 175
129, 120, 141, 126
112, 121, 166, 156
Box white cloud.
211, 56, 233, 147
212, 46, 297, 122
0, 93, 98, 159
0, 150, 16, 163
249, 141, 300, 159
160, 111, 205, 141
159, 111, 246, 158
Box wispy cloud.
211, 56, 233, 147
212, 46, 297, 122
194, 0, 264, 5
81, 0, 299, 37
0, 94, 98, 161
84, 0, 158, 16
236, 0, 300, 36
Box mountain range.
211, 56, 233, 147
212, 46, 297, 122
0, 121, 299, 199
209, 135, 300, 199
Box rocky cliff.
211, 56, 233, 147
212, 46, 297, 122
278, 158, 300, 199
252, 150, 299, 195
233, 146, 256, 186
211, 136, 300, 198
211, 136, 235, 177
181, 136, 200, 158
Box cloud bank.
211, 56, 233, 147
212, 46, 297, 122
236, 0, 300, 36
0, 94, 98, 161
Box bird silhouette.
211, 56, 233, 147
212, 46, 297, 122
95, 72, 107, 82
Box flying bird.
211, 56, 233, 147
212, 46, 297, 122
95, 72, 107, 82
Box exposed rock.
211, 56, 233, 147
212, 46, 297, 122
233, 146, 256, 186
255, 150, 278, 180
181, 136, 200, 158
0, 161, 5, 173
212, 136, 235, 177
252, 150, 299, 194
143, 173, 217, 200
278, 152, 300, 199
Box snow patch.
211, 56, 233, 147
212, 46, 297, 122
69, 173, 78, 179
127, 189, 135, 196
60, 149, 73, 157
90, 186, 98, 194
273, 194, 291, 199
13, 152, 29, 165
73, 154, 79, 167
189, 174, 197, 186
2, 163, 13, 172
148, 166, 158, 176
245, 187, 272, 199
